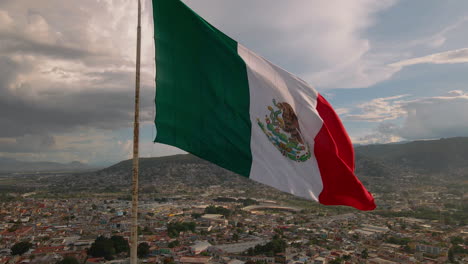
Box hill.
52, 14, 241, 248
51, 153, 280, 199
47, 137, 468, 199
355, 137, 468, 174
0, 157, 92, 173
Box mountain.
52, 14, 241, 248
51, 153, 283, 199
51, 137, 468, 197
58, 154, 255, 188
355, 137, 468, 174
0, 158, 92, 173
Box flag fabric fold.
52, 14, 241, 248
152, 0, 376, 211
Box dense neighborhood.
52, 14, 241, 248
1, 192, 466, 264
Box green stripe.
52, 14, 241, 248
153, 0, 252, 176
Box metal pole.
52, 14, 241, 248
130, 0, 142, 263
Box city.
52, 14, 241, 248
1, 148, 467, 264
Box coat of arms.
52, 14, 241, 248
257, 99, 311, 162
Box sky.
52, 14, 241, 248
1, 0, 468, 166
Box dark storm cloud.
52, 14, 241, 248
0, 0, 156, 155
0, 53, 153, 154
0, 56, 21, 90
0, 134, 55, 153
0, 86, 154, 138
0, 31, 93, 60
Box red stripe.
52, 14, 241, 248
315, 94, 376, 211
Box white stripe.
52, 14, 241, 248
238, 44, 324, 201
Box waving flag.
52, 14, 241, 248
152, 0, 376, 210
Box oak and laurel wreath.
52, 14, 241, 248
257, 99, 311, 162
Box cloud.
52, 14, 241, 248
184, 0, 398, 88
0, 88, 154, 137
390, 48, 468, 68
354, 122, 403, 145
399, 90, 468, 139
343, 94, 409, 122
0, 1, 158, 163
406, 16, 468, 49
1, 0, 467, 162
355, 90, 468, 144
0, 134, 55, 153
0, 0, 403, 162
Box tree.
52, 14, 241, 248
204, 205, 231, 217
448, 247, 455, 263
8, 224, 20, 232
110, 235, 129, 254
56, 256, 80, 264
329, 258, 343, 264
403, 245, 412, 253
138, 242, 150, 258
246, 237, 286, 257
142, 226, 154, 235
450, 236, 463, 245
167, 222, 196, 237
11, 241, 33, 256
88, 236, 116, 260
361, 248, 368, 259
191, 213, 202, 219
232, 233, 239, 242
168, 240, 180, 248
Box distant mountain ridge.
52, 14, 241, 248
51, 137, 468, 195
355, 137, 468, 173
0, 157, 92, 173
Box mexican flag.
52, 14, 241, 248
152, 0, 376, 211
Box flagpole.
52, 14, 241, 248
130, 0, 142, 263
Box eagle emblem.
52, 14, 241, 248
257, 99, 311, 162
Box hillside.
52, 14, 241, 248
48, 137, 468, 199
0, 157, 92, 173
355, 137, 468, 174
52, 154, 277, 198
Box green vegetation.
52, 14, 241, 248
11, 241, 33, 256
167, 222, 196, 237
213, 197, 237, 203
385, 236, 411, 245
329, 258, 343, 264
141, 226, 154, 235
88, 235, 129, 260
450, 236, 463, 245
448, 247, 455, 263
246, 237, 287, 257
447, 245, 467, 263
7, 224, 21, 232
137, 242, 150, 258
0, 193, 17, 202
361, 248, 368, 259
374, 207, 467, 225
204, 205, 232, 217
56, 256, 80, 264
213, 197, 259, 206
168, 240, 180, 248
191, 213, 202, 219
111, 235, 130, 254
